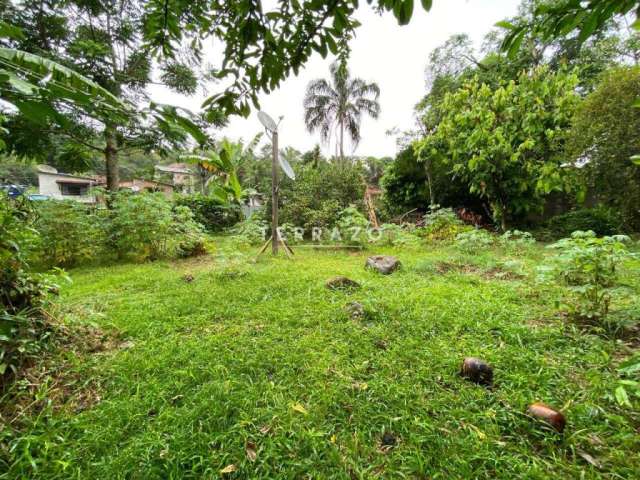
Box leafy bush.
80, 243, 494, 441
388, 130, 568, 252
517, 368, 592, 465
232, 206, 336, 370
229, 216, 268, 245
419, 205, 470, 241
173, 206, 207, 258
455, 229, 495, 253
335, 205, 370, 246
275, 162, 366, 232
500, 230, 536, 254
108, 192, 205, 261
174, 194, 242, 232
541, 231, 632, 323
377, 223, 420, 247
1, 194, 59, 378
278, 223, 303, 245
544, 207, 624, 240
34, 201, 103, 268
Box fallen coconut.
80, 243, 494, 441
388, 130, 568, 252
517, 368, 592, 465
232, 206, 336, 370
365, 255, 401, 275
326, 276, 360, 291
527, 402, 566, 433
460, 357, 493, 386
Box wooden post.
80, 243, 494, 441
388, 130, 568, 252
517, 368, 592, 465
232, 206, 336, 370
271, 131, 279, 255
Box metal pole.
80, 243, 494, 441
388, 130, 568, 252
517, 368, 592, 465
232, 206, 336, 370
271, 131, 279, 255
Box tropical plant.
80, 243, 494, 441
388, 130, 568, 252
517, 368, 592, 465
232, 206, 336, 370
182, 138, 259, 205
304, 62, 380, 162
542, 231, 633, 323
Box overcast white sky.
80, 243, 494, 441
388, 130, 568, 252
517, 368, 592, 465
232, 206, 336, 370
149, 0, 521, 158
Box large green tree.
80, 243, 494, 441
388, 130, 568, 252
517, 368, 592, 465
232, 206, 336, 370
1, 1, 208, 191
567, 67, 640, 230
303, 62, 380, 163
420, 66, 580, 229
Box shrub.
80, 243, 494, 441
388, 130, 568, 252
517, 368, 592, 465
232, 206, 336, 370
544, 207, 624, 240
377, 223, 420, 247
34, 200, 104, 268
1, 194, 59, 378
108, 192, 204, 261
174, 194, 242, 232
455, 229, 495, 253
230, 216, 268, 245
541, 231, 632, 323
278, 223, 303, 245
335, 205, 370, 246
173, 206, 207, 258
275, 162, 366, 232
419, 205, 470, 241
500, 230, 536, 251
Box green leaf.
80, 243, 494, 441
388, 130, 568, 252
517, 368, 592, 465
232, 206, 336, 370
420, 0, 433, 12
0, 47, 128, 114
0, 20, 25, 40
631, 155, 640, 166
632, 18, 640, 31
615, 385, 631, 407
495, 21, 516, 30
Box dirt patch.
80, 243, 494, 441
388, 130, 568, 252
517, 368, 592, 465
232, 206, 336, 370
433, 262, 523, 281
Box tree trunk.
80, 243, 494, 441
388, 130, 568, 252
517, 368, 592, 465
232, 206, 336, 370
425, 159, 435, 206
104, 125, 119, 192
339, 118, 345, 164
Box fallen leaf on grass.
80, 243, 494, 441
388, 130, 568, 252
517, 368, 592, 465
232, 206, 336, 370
245, 441, 257, 462
291, 403, 308, 415
578, 450, 601, 469
220, 464, 237, 474
259, 425, 271, 435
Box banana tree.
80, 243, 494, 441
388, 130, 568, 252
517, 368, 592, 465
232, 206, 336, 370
182, 138, 260, 205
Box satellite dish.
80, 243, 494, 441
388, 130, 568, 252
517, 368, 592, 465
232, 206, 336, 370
36, 165, 58, 174
258, 111, 278, 133
279, 157, 296, 180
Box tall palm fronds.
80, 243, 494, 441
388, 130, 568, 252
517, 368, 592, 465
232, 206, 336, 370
304, 62, 380, 163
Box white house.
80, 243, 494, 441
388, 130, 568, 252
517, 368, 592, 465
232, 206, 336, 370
36, 165, 96, 203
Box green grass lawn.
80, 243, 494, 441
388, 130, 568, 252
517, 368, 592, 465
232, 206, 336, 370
2, 240, 639, 479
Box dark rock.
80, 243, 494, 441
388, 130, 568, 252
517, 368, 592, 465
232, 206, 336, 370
365, 255, 401, 275
527, 402, 566, 433
381, 431, 397, 447
326, 276, 360, 291
460, 357, 493, 386
345, 301, 365, 320
374, 339, 388, 350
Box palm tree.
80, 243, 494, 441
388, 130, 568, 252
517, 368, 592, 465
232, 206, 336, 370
304, 62, 380, 163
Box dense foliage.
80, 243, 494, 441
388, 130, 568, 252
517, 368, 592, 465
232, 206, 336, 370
543, 231, 633, 326
275, 161, 366, 234
0, 194, 58, 379
567, 67, 640, 231
419, 67, 580, 230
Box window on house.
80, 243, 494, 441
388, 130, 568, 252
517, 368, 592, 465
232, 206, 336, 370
59, 182, 89, 196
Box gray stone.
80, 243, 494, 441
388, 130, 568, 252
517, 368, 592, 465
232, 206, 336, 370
365, 255, 401, 275
325, 276, 360, 291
